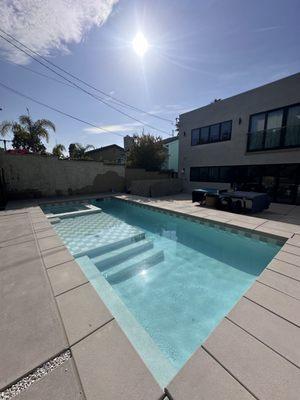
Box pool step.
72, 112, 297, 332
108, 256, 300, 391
92, 239, 154, 271
105, 249, 164, 284
74, 232, 145, 258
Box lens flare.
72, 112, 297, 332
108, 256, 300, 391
132, 32, 149, 56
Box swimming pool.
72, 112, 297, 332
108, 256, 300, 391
48, 198, 281, 386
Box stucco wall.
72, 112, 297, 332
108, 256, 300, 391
130, 179, 182, 197
125, 168, 171, 185
0, 153, 125, 198
178, 73, 300, 191
164, 140, 179, 172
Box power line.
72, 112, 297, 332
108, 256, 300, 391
0, 33, 171, 136
0, 81, 126, 138
2, 59, 155, 114
0, 28, 174, 124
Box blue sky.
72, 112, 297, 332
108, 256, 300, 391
0, 0, 299, 152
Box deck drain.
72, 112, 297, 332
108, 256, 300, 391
0, 350, 71, 399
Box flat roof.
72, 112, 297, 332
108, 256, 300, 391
180, 72, 300, 117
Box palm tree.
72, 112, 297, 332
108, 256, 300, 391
68, 143, 94, 159
52, 144, 66, 159
0, 113, 55, 153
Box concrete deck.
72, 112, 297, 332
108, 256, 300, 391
0, 204, 163, 400
1, 193, 300, 399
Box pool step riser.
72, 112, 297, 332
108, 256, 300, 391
74, 233, 145, 258
92, 240, 154, 271
107, 250, 165, 284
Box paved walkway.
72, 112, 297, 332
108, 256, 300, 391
1, 193, 300, 400
0, 206, 163, 400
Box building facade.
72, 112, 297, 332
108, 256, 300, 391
86, 144, 125, 165
162, 136, 179, 172
178, 73, 300, 204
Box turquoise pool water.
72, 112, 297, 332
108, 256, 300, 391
50, 198, 281, 386
41, 201, 89, 215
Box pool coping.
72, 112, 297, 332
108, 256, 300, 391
2, 194, 300, 400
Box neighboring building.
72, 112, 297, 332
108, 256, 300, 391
86, 144, 125, 165
123, 135, 135, 153
178, 72, 300, 204
162, 136, 179, 172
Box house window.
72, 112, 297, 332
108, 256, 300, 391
199, 126, 210, 144
285, 104, 300, 146
220, 121, 232, 141
191, 129, 200, 146
191, 120, 232, 146
210, 124, 220, 142
265, 109, 283, 149
248, 103, 300, 151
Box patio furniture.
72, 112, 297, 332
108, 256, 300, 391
218, 191, 270, 213
192, 188, 227, 205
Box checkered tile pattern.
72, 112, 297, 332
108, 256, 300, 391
52, 212, 142, 255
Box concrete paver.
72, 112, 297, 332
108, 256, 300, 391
35, 227, 57, 239
167, 347, 254, 400
38, 235, 64, 251
245, 282, 300, 326
261, 220, 300, 234
228, 297, 300, 367
203, 319, 300, 400
56, 283, 113, 345
0, 216, 68, 390
42, 246, 74, 269
254, 225, 293, 239
287, 234, 300, 246
267, 259, 300, 281
47, 260, 88, 296
72, 320, 163, 400
258, 269, 300, 299
18, 359, 85, 400
32, 220, 52, 231
275, 250, 300, 266
281, 243, 300, 256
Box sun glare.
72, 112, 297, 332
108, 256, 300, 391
132, 32, 149, 57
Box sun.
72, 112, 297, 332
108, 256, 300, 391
132, 32, 149, 57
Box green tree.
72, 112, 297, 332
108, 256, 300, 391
52, 144, 66, 159
126, 134, 167, 171
68, 143, 94, 159
0, 114, 55, 153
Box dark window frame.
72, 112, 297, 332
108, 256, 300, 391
190, 120, 232, 146
247, 102, 300, 152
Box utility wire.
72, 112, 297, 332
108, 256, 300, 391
3, 59, 153, 113
0, 33, 171, 136
0, 28, 173, 124
0, 81, 126, 138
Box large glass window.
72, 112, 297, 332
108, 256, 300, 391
220, 121, 232, 141
208, 167, 219, 181
199, 167, 209, 180
210, 124, 220, 142
191, 129, 200, 146
285, 105, 300, 146
219, 166, 233, 182
250, 113, 265, 132
191, 120, 232, 146
190, 167, 200, 181
199, 126, 210, 144
248, 104, 300, 151
265, 109, 283, 148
